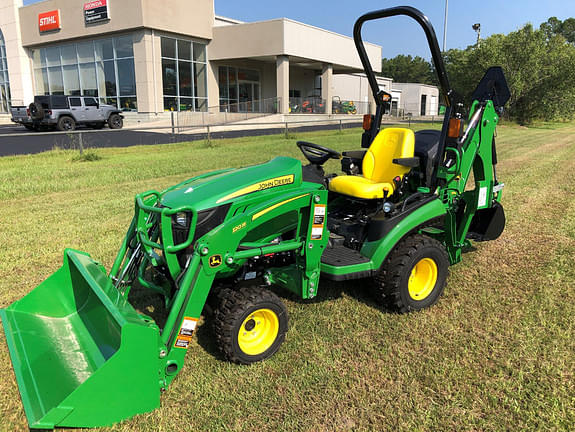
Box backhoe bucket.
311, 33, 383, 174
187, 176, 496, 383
0, 249, 161, 429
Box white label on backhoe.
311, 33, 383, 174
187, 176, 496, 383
478, 187, 488, 208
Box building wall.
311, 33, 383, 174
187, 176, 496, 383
210, 18, 381, 73
331, 74, 392, 102
4, 0, 385, 117
392, 83, 439, 116
282, 20, 381, 73
0, 0, 33, 105
289, 67, 316, 99
18, 0, 213, 47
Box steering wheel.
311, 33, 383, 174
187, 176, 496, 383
297, 141, 341, 165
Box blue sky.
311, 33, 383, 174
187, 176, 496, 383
23, 0, 575, 58
215, 0, 575, 58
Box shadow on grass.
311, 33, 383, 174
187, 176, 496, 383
271, 276, 398, 314
126, 273, 399, 363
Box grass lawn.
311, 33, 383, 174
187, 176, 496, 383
0, 123, 573, 431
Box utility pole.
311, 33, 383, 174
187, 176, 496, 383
443, 0, 448, 52
472, 23, 481, 47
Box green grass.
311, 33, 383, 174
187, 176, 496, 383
0, 123, 574, 431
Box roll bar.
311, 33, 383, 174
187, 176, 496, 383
353, 6, 458, 190
353, 6, 453, 109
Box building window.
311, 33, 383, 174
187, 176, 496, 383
160, 37, 207, 112
0, 29, 11, 113
219, 66, 261, 112
31, 35, 137, 111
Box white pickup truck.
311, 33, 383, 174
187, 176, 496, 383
11, 95, 124, 131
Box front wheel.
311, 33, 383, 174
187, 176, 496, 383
371, 234, 449, 313
108, 113, 123, 129
213, 286, 288, 365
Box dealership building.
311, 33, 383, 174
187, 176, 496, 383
0, 0, 442, 122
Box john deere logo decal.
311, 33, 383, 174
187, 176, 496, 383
216, 175, 295, 203
209, 255, 222, 268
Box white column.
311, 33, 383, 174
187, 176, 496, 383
321, 63, 333, 115
133, 30, 158, 114
1, 0, 34, 106
276, 55, 289, 114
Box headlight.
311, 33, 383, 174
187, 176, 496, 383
174, 212, 188, 227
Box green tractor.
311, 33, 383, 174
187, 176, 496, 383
333, 96, 358, 114
0, 6, 510, 430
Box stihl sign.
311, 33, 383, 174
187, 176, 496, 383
38, 10, 61, 32
84, 0, 110, 25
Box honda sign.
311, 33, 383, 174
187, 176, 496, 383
84, 0, 110, 25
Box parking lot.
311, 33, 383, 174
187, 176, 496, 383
0, 120, 367, 157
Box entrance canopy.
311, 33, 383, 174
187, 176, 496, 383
210, 18, 382, 113
210, 18, 381, 73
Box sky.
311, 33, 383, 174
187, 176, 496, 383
214, 0, 575, 58
22, 0, 575, 59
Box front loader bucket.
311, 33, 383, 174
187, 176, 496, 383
0, 249, 161, 429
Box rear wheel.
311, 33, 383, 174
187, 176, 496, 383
213, 286, 288, 365
108, 113, 123, 129
371, 234, 449, 313
57, 116, 76, 131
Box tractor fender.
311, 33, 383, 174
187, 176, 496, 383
360, 197, 446, 270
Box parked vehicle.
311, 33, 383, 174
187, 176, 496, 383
301, 97, 325, 113
10, 95, 124, 131
332, 96, 358, 114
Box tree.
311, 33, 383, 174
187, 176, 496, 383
380, 55, 434, 84
443, 23, 575, 124
541, 17, 575, 43
561, 18, 575, 43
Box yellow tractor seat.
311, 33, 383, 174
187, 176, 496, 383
329, 127, 416, 199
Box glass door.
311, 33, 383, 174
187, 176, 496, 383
239, 82, 252, 113
238, 82, 260, 113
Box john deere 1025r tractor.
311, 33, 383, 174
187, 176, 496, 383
1, 6, 510, 429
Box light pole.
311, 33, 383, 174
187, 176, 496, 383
472, 23, 481, 47
443, 0, 448, 52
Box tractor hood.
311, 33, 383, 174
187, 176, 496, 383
160, 157, 303, 211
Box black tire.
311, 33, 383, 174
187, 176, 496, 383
213, 286, 288, 365
108, 113, 123, 129
372, 234, 449, 313
57, 116, 76, 131
28, 103, 44, 120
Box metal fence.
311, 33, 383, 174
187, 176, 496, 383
177, 97, 280, 131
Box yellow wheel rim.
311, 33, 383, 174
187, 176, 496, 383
237, 309, 279, 356
408, 257, 438, 301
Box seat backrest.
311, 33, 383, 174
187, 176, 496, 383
362, 128, 415, 184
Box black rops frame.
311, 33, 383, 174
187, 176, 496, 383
353, 6, 456, 190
